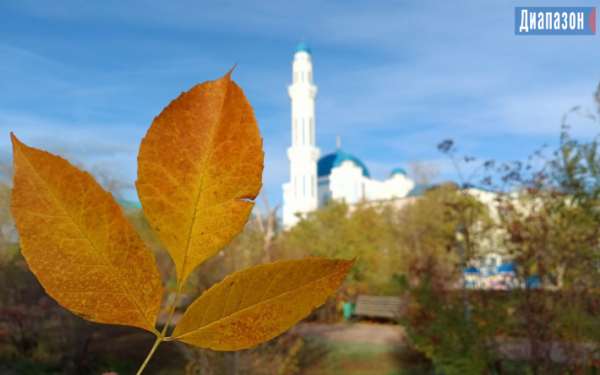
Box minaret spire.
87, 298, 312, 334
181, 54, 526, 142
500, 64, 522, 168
336, 136, 341, 149
282, 43, 321, 229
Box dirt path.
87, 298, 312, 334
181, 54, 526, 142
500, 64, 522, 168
293, 322, 404, 346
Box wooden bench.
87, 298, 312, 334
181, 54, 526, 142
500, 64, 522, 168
353, 295, 406, 320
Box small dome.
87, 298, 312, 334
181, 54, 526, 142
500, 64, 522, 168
390, 168, 406, 177
295, 42, 311, 54
318, 149, 370, 178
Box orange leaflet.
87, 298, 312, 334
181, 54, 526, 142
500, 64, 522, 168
171, 257, 355, 350
137, 69, 264, 286
11, 134, 163, 333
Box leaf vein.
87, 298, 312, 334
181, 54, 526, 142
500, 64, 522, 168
17, 148, 155, 331
175, 266, 345, 339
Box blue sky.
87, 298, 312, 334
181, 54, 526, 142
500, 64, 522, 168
1, 0, 600, 210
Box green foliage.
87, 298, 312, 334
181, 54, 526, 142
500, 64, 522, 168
280, 200, 399, 293
393, 184, 492, 283
279, 185, 491, 296
400, 274, 501, 375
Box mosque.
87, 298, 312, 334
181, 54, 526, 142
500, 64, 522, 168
282, 43, 415, 228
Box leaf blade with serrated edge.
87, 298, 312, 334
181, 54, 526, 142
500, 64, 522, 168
10, 134, 163, 333
171, 257, 354, 350
136, 69, 264, 285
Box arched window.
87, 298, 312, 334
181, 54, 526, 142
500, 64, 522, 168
308, 71, 312, 83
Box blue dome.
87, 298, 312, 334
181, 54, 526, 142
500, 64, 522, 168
296, 42, 311, 54
318, 149, 370, 178
391, 168, 406, 177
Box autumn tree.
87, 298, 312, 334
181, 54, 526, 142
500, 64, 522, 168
403, 118, 600, 374
394, 183, 492, 288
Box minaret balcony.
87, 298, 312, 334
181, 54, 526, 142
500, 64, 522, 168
287, 146, 321, 162
287, 84, 317, 99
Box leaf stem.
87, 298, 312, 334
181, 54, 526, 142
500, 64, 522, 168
161, 284, 182, 337
137, 284, 183, 374
136, 336, 162, 375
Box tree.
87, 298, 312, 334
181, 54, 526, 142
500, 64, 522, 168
0, 162, 16, 254
254, 190, 280, 263
280, 200, 397, 293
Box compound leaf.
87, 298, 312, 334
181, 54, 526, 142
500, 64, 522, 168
136, 69, 264, 286
171, 257, 354, 350
11, 134, 163, 333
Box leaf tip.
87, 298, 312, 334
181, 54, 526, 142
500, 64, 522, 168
345, 257, 357, 272
10, 133, 25, 157
10, 132, 19, 146
225, 63, 238, 80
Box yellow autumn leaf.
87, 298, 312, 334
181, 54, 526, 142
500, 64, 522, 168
170, 257, 355, 350
136, 69, 264, 286
10, 134, 163, 333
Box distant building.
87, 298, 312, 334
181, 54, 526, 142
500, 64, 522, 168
464, 263, 519, 290
282, 43, 414, 229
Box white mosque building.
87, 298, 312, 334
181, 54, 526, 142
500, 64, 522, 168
282, 43, 415, 228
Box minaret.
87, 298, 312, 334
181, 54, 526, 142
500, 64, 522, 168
282, 43, 320, 229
